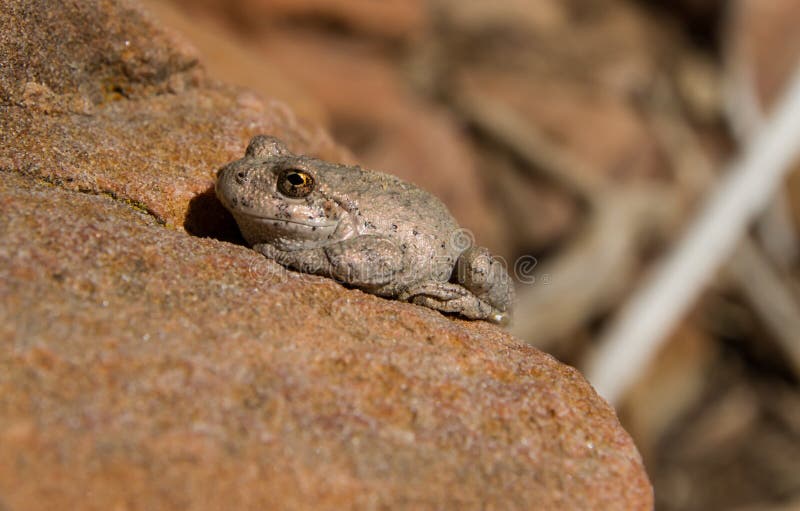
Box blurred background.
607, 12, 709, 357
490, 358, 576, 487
141, 0, 800, 509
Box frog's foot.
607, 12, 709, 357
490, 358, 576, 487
254, 243, 333, 276
401, 282, 508, 324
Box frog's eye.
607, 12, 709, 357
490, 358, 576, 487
277, 169, 315, 198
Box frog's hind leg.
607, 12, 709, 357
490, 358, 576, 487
455, 246, 514, 313
400, 282, 506, 323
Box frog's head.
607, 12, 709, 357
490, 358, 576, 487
216, 135, 359, 250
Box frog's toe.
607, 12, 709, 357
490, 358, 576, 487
490, 311, 511, 326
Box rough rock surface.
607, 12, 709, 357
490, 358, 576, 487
0, 0, 653, 509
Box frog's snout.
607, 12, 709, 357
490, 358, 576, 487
216, 164, 234, 181
215, 165, 239, 207
217, 164, 251, 193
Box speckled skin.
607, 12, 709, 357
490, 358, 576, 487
216, 135, 513, 322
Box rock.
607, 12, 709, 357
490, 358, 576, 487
0, 0, 346, 237
0, 0, 653, 509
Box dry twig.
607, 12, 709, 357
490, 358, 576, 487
586, 67, 800, 404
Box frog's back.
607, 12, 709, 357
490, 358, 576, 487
353, 169, 460, 239
307, 158, 462, 259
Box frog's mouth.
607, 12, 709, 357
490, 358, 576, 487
223, 187, 362, 250
241, 214, 339, 235
231, 212, 344, 250
248, 215, 338, 230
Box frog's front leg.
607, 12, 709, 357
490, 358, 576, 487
254, 235, 404, 289
253, 243, 334, 277
399, 281, 508, 324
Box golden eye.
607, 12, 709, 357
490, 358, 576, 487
277, 169, 315, 198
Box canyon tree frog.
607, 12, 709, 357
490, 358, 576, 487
216, 135, 513, 323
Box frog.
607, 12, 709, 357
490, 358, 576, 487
215, 135, 514, 323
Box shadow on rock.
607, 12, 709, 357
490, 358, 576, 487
184, 184, 246, 245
